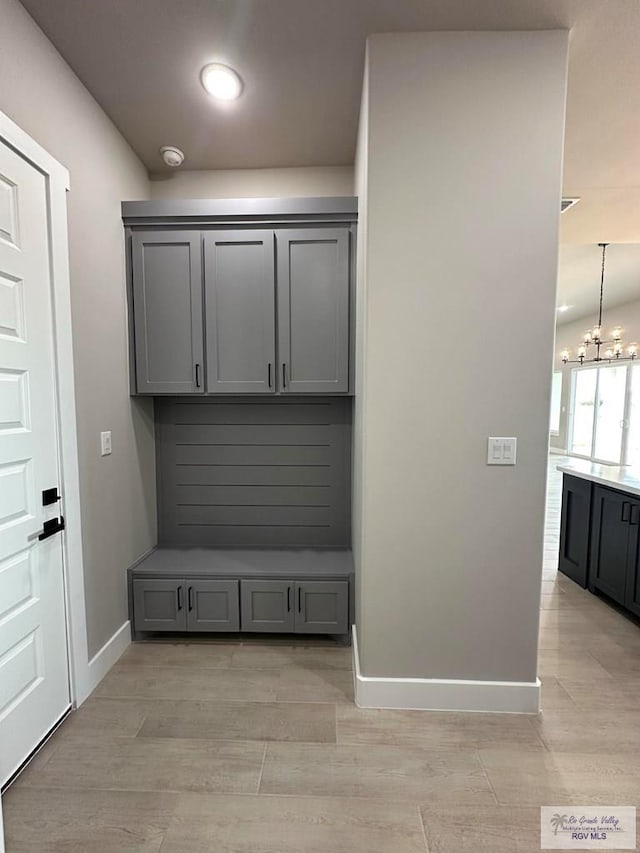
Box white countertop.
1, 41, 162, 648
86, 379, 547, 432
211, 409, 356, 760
558, 459, 640, 498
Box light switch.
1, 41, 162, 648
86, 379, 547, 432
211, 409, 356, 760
487, 437, 517, 465
100, 430, 112, 456
501, 437, 517, 464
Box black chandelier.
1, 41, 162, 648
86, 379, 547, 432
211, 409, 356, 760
561, 243, 637, 365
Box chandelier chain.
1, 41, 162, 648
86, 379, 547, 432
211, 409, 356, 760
560, 243, 637, 365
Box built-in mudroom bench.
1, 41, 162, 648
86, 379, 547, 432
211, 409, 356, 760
122, 196, 357, 641
128, 548, 353, 638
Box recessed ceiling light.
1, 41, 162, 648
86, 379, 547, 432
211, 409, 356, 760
200, 63, 243, 101
557, 304, 571, 313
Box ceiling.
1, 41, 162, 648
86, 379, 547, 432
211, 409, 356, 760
17, 0, 640, 313
557, 244, 640, 325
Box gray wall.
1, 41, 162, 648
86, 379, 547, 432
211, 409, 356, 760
551, 295, 640, 452
354, 31, 568, 682
0, 0, 155, 658
155, 398, 352, 548
353, 50, 369, 636
149, 166, 354, 200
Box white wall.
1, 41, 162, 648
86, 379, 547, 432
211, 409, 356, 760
355, 31, 568, 688
150, 165, 354, 200
552, 296, 640, 451
0, 0, 155, 658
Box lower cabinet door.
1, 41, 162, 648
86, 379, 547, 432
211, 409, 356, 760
624, 506, 640, 618
133, 579, 187, 632
187, 580, 240, 631
558, 474, 592, 588
295, 580, 349, 634
240, 579, 295, 632
589, 486, 630, 605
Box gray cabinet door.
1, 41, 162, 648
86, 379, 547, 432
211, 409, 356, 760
240, 579, 294, 632
186, 580, 240, 632
132, 231, 204, 394
276, 229, 350, 394
204, 230, 276, 394
294, 580, 349, 634
132, 579, 187, 632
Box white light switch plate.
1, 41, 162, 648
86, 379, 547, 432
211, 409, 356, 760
100, 430, 112, 456
487, 437, 517, 465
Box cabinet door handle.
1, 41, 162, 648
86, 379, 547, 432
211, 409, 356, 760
622, 501, 631, 522
268, 362, 272, 389
282, 363, 287, 388
188, 586, 193, 611
631, 505, 640, 526
177, 585, 183, 611
298, 586, 302, 613
195, 363, 201, 388
287, 586, 291, 612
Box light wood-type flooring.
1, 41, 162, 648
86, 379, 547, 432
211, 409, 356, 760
3, 455, 640, 851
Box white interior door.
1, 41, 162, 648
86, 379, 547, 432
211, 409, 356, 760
0, 140, 70, 786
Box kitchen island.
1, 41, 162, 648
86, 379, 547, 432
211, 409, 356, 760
557, 460, 640, 619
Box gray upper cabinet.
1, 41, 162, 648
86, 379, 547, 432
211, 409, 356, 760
276, 228, 350, 394
131, 231, 204, 394
204, 230, 276, 394
124, 199, 357, 397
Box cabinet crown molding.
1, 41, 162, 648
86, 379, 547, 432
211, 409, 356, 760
122, 196, 358, 228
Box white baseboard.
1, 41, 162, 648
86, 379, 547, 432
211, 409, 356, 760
77, 620, 131, 705
351, 626, 540, 714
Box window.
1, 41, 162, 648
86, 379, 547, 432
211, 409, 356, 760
593, 365, 627, 463
568, 363, 633, 465
550, 371, 562, 434
570, 368, 598, 457
626, 364, 640, 468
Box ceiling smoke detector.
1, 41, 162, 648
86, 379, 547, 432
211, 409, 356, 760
159, 146, 185, 168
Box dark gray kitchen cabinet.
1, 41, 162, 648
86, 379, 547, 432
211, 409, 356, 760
240, 579, 295, 632
625, 507, 640, 618
132, 578, 187, 632
276, 229, 350, 394
186, 580, 240, 631
295, 580, 349, 634
558, 474, 592, 588
589, 486, 635, 606
131, 231, 204, 394
204, 231, 276, 394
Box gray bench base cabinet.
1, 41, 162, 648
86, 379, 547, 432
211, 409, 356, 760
240, 579, 348, 634
129, 548, 353, 638
132, 578, 240, 633
189, 580, 241, 631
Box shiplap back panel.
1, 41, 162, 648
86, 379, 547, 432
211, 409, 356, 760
156, 398, 352, 547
